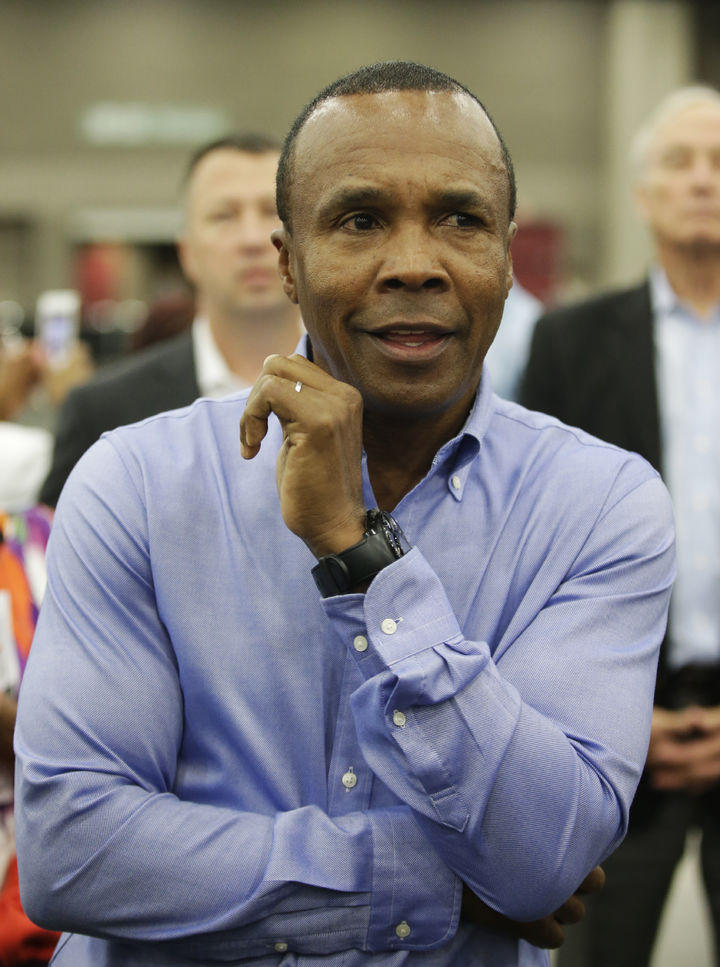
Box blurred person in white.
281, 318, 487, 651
522, 86, 720, 966
483, 279, 543, 400
0, 339, 91, 511
39, 133, 303, 507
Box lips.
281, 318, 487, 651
376, 329, 447, 348
364, 324, 453, 362
240, 267, 277, 286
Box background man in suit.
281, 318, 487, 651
522, 86, 720, 966
40, 133, 303, 507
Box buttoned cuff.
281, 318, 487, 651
322, 547, 490, 703
365, 807, 461, 952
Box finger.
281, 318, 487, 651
521, 916, 565, 949
650, 768, 691, 790
577, 865, 605, 895
553, 895, 585, 925
240, 354, 344, 458
697, 706, 720, 731
262, 352, 340, 393
240, 368, 355, 459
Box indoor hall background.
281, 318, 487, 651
1, 0, 718, 963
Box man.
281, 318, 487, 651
522, 86, 720, 966
39, 133, 302, 507
15, 62, 673, 966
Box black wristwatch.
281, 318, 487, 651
311, 508, 409, 597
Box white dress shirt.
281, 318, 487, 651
191, 316, 250, 399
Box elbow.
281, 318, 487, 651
16, 854, 65, 932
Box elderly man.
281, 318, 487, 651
39, 133, 302, 506
522, 86, 720, 966
15, 62, 673, 966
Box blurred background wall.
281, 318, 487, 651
0, 0, 717, 332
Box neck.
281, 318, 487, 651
658, 242, 720, 319
362, 396, 475, 511
204, 302, 303, 383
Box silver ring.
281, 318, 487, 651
294, 380, 302, 393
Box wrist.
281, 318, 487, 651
311, 509, 410, 598
308, 521, 366, 560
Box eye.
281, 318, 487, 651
660, 148, 692, 170
340, 213, 379, 232
443, 212, 483, 229
208, 209, 235, 222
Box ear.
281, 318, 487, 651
505, 221, 518, 295
177, 235, 197, 287
271, 228, 299, 304
634, 182, 650, 223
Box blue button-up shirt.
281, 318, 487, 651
15, 357, 674, 966
652, 266, 720, 668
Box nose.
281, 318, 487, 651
235, 208, 277, 250
688, 153, 719, 191
376, 225, 450, 292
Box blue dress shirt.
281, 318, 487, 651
651, 266, 720, 668
14, 355, 674, 966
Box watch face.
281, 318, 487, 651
374, 511, 408, 559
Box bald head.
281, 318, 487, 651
276, 61, 516, 232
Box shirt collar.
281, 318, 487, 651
649, 265, 682, 317
192, 317, 250, 399
649, 264, 720, 324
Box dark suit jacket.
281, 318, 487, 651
40, 332, 199, 507
520, 281, 661, 472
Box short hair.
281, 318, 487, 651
183, 133, 282, 187
630, 85, 720, 179
276, 61, 516, 229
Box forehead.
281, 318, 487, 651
291, 90, 508, 217
649, 102, 720, 156
187, 149, 279, 206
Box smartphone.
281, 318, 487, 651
35, 289, 80, 367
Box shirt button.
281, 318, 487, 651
353, 634, 369, 652
274, 941, 288, 952
392, 709, 406, 727
395, 921, 411, 939
381, 618, 397, 635
342, 767, 358, 789
451, 474, 461, 490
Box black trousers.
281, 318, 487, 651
557, 790, 720, 967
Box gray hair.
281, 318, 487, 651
630, 85, 720, 180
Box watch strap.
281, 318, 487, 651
311, 509, 407, 597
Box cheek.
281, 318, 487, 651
296, 255, 356, 319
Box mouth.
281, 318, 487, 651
240, 268, 278, 287
363, 324, 453, 361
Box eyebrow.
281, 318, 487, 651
317, 184, 497, 221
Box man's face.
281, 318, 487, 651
275, 90, 515, 423
179, 148, 286, 317
636, 102, 720, 251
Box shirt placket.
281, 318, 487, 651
326, 652, 374, 816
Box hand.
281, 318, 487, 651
0, 342, 41, 420
648, 705, 720, 793
461, 866, 605, 949
240, 354, 367, 558
40, 340, 94, 406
